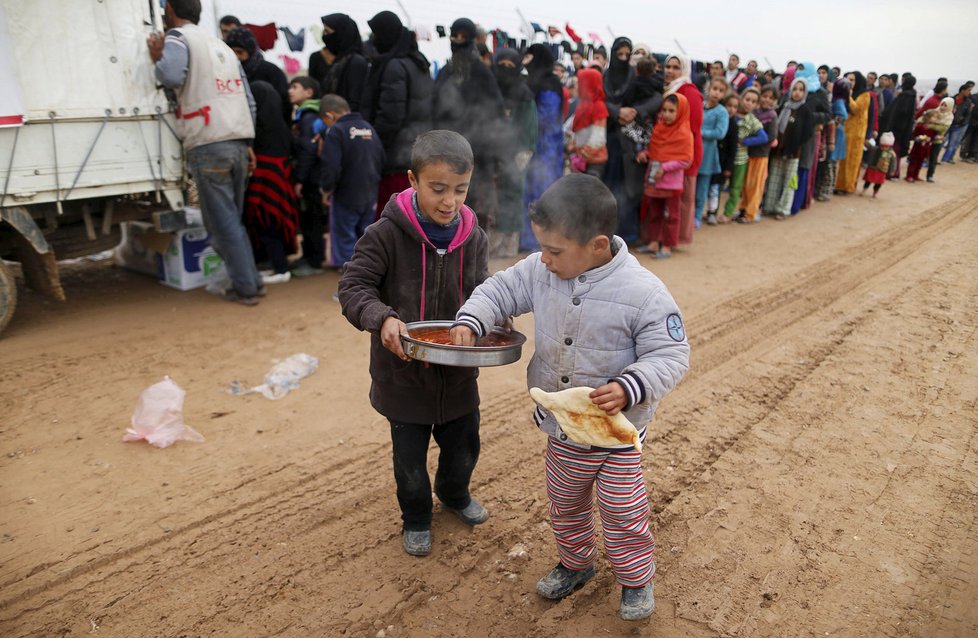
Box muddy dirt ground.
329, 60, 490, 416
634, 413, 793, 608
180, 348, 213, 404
2, 166, 977, 638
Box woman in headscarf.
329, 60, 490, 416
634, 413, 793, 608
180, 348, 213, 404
432, 17, 505, 230
602, 37, 637, 241
520, 43, 565, 252
603, 36, 663, 244
905, 97, 954, 183
491, 49, 538, 257
225, 27, 290, 123
320, 13, 368, 112
244, 81, 299, 283
816, 78, 850, 201
361, 11, 434, 217
835, 71, 871, 193
663, 53, 703, 244
880, 75, 917, 177
791, 62, 832, 213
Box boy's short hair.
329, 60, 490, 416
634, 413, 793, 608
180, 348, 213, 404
168, 0, 201, 23
636, 57, 654, 77
710, 76, 729, 89
741, 87, 761, 100
219, 14, 241, 26
723, 93, 740, 106
530, 174, 617, 245
411, 130, 474, 176
759, 84, 779, 99
319, 94, 350, 116
290, 76, 321, 99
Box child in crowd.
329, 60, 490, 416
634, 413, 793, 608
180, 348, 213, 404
288, 76, 326, 276
906, 97, 954, 183
337, 131, 491, 557
762, 79, 814, 220
637, 94, 693, 258
860, 132, 896, 197
318, 95, 386, 268
695, 77, 730, 224
722, 88, 768, 221
620, 57, 660, 158
567, 68, 609, 178
709, 94, 740, 225
451, 173, 690, 622
737, 85, 779, 223
816, 78, 849, 201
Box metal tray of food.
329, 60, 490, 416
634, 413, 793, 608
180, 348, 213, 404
401, 320, 526, 367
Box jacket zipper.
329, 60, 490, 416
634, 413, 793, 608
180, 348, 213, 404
432, 251, 447, 319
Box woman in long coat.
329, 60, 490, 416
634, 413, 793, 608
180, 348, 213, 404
835, 71, 871, 193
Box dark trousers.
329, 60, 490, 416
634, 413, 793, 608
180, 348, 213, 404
389, 410, 481, 531
298, 183, 325, 267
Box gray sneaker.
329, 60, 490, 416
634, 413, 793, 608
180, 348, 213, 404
291, 263, 325, 277
402, 530, 431, 556
536, 563, 595, 600
443, 498, 489, 525
619, 582, 655, 621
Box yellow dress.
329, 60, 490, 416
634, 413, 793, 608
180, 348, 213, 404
836, 93, 870, 193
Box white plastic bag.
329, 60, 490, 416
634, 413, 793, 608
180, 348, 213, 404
228, 353, 319, 400
123, 377, 204, 448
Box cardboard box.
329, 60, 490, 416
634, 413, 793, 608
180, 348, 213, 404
113, 221, 159, 277
114, 220, 226, 291
158, 226, 226, 291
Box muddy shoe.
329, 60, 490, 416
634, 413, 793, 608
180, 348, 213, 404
402, 530, 431, 556
443, 499, 489, 525
536, 563, 595, 600
619, 582, 655, 621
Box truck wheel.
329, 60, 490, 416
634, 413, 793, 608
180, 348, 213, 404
0, 261, 16, 336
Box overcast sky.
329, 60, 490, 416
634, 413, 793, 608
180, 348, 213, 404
206, 0, 977, 86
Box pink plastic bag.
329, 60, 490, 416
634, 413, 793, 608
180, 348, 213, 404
123, 377, 204, 448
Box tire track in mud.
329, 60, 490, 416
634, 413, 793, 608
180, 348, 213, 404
1, 193, 976, 636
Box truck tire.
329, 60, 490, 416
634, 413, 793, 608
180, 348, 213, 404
0, 260, 16, 336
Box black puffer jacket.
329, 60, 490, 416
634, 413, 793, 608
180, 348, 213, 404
362, 48, 434, 174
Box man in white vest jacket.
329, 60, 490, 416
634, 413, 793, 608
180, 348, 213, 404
147, 0, 263, 305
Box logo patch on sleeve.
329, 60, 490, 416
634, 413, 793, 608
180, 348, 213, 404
666, 314, 686, 342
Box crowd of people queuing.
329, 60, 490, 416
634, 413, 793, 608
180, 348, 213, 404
153, 1, 976, 302
146, 2, 964, 621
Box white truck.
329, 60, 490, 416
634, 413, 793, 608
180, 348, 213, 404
0, 0, 188, 334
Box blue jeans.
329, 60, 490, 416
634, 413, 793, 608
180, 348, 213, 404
330, 198, 375, 267
694, 174, 712, 220
186, 140, 261, 296
942, 126, 967, 161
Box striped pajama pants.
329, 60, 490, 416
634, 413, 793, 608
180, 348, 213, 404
545, 437, 656, 587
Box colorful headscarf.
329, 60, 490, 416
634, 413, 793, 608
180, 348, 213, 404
796, 61, 819, 93
573, 68, 610, 131
649, 93, 693, 162
780, 64, 797, 93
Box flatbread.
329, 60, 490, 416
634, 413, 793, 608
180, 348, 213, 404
529, 387, 641, 451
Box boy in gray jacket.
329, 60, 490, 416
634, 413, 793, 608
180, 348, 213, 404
451, 174, 689, 621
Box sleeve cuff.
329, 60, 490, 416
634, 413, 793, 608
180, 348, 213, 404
611, 372, 646, 410
452, 314, 485, 337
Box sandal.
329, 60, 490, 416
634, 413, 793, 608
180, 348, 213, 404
774, 213, 786, 221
